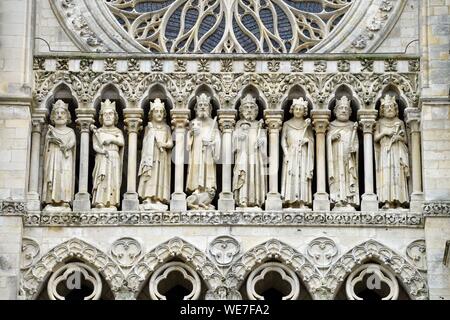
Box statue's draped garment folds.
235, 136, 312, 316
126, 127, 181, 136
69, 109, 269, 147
375, 95, 410, 208
281, 98, 314, 207
91, 100, 125, 209
327, 96, 359, 209
186, 93, 221, 209
232, 94, 267, 208
42, 100, 76, 208
138, 99, 173, 207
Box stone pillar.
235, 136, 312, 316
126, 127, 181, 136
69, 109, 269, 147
312, 110, 331, 211
122, 108, 143, 211
27, 111, 46, 211
73, 107, 95, 211
405, 108, 424, 212
170, 110, 190, 211
264, 110, 283, 210
218, 109, 236, 211
358, 110, 378, 211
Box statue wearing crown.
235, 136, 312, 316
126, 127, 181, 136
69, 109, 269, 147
232, 94, 267, 209
91, 100, 125, 210
42, 100, 76, 212
186, 93, 221, 210
138, 99, 173, 211
281, 97, 314, 209
327, 96, 359, 210
374, 94, 410, 209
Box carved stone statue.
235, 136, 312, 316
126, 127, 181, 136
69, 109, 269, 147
42, 100, 76, 212
233, 94, 267, 209
186, 93, 221, 210
138, 99, 173, 211
281, 98, 314, 209
374, 94, 410, 209
327, 96, 359, 210
91, 100, 125, 210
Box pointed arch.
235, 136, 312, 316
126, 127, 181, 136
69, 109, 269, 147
322, 74, 365, 110
324, 240, 429, 300
372, 74, 419, 109
232, 75, 270, 109
20, 238, 125, 300
226, 239, 323, 299
125, 237, 223, 298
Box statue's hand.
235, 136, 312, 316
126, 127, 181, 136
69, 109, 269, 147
102, 138, 111, 145
256, 138, 265, 148
238, 132, 246, 141
192, 125, 201, 136
202, 139, 212, 147
331, 133, 341, 141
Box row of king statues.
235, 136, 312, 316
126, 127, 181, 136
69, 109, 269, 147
40, 93, 410, 212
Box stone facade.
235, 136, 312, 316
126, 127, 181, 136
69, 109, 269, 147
0, 0, 449, 300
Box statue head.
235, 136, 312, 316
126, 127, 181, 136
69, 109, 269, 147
195, 93, 212, 119
239, 94, 258, 121
150, 98, 166, 122
334, 96, 352, 122
380, 94, 399, 119
50, 100, 71, 126
99, 99, 118, 127
290, 97, 308, 119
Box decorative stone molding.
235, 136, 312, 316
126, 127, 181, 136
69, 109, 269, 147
323, 240, 429, 300
307, 237, 339, 269
20, 238, 125, 300
149, 262, 201, 300
0, 200, 27, 215
345, 263, 399, 300
21, 238, 40, 270
246, 262, 301, 300
227, 239, 323, 299
23, 211, 424, 227
205, 286, 242, 300
406, 240, 427, 272
125, 237, 223, 298
47, 262, 103, 300
423, 201, 450, 217
208, 236, 241, 267
110, 238, 142, 268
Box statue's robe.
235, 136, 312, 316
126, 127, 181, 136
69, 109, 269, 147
186, 117, 220, 193
327, 121, 359, 207
42, 126, 76, 205
375, 118, 410, 205
232, 120, 267, 207
138, 122, 173, 204
92, 127, 124, 207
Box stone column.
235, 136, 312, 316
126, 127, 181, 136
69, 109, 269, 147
73, 107, 95, 211
311, 110, 331, 211
122, 108, 143, 211
358, 110, 378, 211
264, 110, 283, 210
405, 108, 424, 212
170, 110, 190, 211
27, 111, 46, 211
218, 109, 236, 211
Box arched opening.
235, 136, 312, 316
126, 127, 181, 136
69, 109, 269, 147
36, 259, 115, 300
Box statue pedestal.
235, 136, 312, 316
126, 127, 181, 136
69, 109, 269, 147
313, 192, 330, 211
410, 192, 425, 212
73, 192, 91, 211
361, 193, 378, 211
26, 192, 41, 211
170, 192, 187, 211
218, 192, 235, 211
265, 193, 282, 210
122, 192, 139, 211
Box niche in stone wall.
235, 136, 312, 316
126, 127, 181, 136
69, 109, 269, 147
137, 259, 207, 300
41, 84, 79, 198
91, 85, 127, 210
37, 259, 114, 300
186, 85, 221, 208
327, 85, 363, 210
